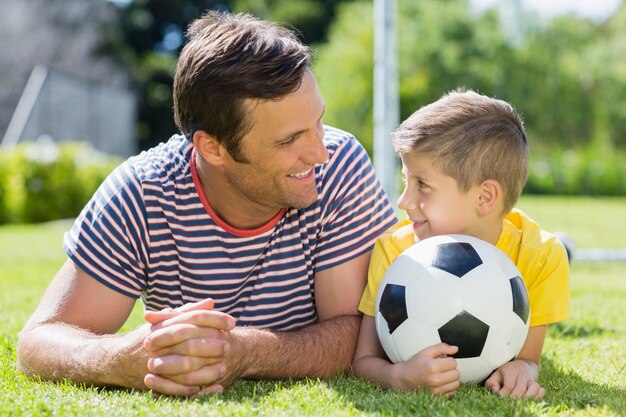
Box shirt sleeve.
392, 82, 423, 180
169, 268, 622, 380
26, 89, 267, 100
524, 236, 571, 326
358, 238, 393, 316
314, 135, 398, 272
63, 162, 149, 299
358, 221, 413, 316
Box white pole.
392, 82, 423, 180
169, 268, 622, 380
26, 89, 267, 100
1, 65, 48, 149
373, 0, 399, 205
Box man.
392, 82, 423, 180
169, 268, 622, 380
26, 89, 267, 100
17, 10, 397, 397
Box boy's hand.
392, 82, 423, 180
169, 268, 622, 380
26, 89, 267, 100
391, 343, 461, 396
485, 359, 545, 398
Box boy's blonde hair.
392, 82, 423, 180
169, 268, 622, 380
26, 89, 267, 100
392, 89, 528, 214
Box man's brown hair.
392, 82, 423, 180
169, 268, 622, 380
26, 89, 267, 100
173, 10, 310, 161
393, 89, 529, 214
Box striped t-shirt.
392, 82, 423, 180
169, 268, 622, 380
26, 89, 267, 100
63, 127, 397, 331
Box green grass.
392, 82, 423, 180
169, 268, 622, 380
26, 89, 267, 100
517, 195, 626, 248
1, 197, 625, 416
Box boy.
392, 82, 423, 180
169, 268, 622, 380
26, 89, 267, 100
353, 90, 570, 398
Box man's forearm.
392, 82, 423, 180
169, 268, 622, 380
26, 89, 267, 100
229, 315, 361, 381
17, 322, 149, 390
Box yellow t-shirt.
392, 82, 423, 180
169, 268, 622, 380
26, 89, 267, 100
358, 209, 570, 327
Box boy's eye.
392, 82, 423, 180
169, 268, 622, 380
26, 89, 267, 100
418, 180, 429, 189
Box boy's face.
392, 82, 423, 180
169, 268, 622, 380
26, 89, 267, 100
398, 152, 483, 241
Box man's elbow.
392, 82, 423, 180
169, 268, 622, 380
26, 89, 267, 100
16, 327, 37, 377
321, 315, 361, 378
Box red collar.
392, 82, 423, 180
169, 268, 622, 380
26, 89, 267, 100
190, 149, 286, 237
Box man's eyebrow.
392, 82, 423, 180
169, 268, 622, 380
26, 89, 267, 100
275, 129, 306, 144
274, 105, 326, 143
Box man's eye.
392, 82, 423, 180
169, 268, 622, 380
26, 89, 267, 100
280, 135, 299, 146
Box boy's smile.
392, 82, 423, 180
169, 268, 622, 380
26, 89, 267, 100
410, 218, 428, 230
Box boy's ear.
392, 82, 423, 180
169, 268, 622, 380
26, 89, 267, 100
193, 130, 225, 166
476, 179, 502, 215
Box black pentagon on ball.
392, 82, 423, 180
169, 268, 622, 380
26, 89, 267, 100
438, 310, 489, 358
510, 276, 530, 324
432, 242, 483, 278
379, 283, 408, 334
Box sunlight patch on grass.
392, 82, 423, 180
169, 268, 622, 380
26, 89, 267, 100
517, 196, 626, 248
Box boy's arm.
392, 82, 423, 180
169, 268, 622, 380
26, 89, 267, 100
484, 325, 548, 398
352, 315, 461, 396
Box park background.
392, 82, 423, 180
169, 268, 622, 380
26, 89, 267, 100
0, 1, 624, 416
3, 0, 626, 221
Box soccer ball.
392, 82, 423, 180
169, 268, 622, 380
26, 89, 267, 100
375, 234, 530, 383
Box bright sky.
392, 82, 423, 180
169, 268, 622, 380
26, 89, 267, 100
470, 0, 622, 21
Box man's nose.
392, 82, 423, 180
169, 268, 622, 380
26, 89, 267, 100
305, 124, 328, 165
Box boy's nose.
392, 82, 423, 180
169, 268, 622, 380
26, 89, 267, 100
397, 187, 418, 211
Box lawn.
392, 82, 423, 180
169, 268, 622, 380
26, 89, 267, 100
1, 196, 625, 417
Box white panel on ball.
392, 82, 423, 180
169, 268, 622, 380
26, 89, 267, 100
393, 318, 441, 362
456, 357, 494, 383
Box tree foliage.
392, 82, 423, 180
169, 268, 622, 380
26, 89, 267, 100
105, 0, 348, 150
103, 0, 230, 149
98, 0, 626, 165
314, 0, 626, 157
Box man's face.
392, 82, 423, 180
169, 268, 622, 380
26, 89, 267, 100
220, 70, 328, 214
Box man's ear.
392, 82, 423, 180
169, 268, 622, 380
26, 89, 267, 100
193, 130, 225, 166
476, 179, 502, 216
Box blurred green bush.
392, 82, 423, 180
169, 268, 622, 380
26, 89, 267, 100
0, 140, 121, 224
526, 145, 626, 196
0, 139, 623, 225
